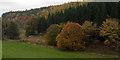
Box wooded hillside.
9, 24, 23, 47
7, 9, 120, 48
2, 2, 120, 27
2, 2, 86, 26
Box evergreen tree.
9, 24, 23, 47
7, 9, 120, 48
6, 21, 20, 39
110, 3, 119, 19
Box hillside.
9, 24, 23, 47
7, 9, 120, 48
2, 2, 86, 26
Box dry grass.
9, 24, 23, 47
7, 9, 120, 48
85, 42, 119, 57
19, 33, 55, 48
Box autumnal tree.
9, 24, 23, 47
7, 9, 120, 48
25, 15, 38, 36
46, 24, 61, 46
99, 19, 120, 48
82, 21, 97, 35
6, 21, 20, 39
56, 23, 85, 51
82, 21, 99, 43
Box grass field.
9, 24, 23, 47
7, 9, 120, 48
0, 40, 2, 59
2, 41, 118, 58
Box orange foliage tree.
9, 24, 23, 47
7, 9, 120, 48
56, 23, 85, 51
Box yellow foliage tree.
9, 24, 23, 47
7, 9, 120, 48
99, 19, 120, 48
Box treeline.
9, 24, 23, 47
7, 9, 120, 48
2, 2, 120, 28
2, 2, 120, 37
24, 2, 120, 35
2, 7, 49, 26
47, 2, 120, 26
2, 2, 85, 26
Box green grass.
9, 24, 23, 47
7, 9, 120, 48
0, 40, 2, 59
2, 41, 118, 58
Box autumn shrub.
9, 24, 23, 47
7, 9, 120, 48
99, 19, 120, 49
46, 24, 61, 46
82, 21, 99, 44
56, 23, 85, 51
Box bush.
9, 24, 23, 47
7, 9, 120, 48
82, 21, 97, 35
56, 23, 85, 51
46, 24, 61, 46
82, 21, 99, 44
6, 21, 20, 39
99, 19, 120, 49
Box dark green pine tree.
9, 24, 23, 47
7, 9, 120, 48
118, 2, 120, 19
101, 3, 107, 21
47, 13, 53, 27
38, 17, 47, 33
95, 6, 101, 26
110, 3, 119, 19
25, 26, 31, 37
6, 21, 20, 39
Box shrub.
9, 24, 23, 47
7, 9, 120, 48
46, 24, 61, 46
6, 21, 20, 39
99, 19, 120, 49
82, 21, 97, 35
82, 21, 99, 44
56, 23, 85, 51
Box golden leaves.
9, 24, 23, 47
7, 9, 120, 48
100, 19, 120, 48
56, 23, 85, 51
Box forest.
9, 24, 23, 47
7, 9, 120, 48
2, 2, 120, 31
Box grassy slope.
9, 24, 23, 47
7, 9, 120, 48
2, 41, 117, 58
